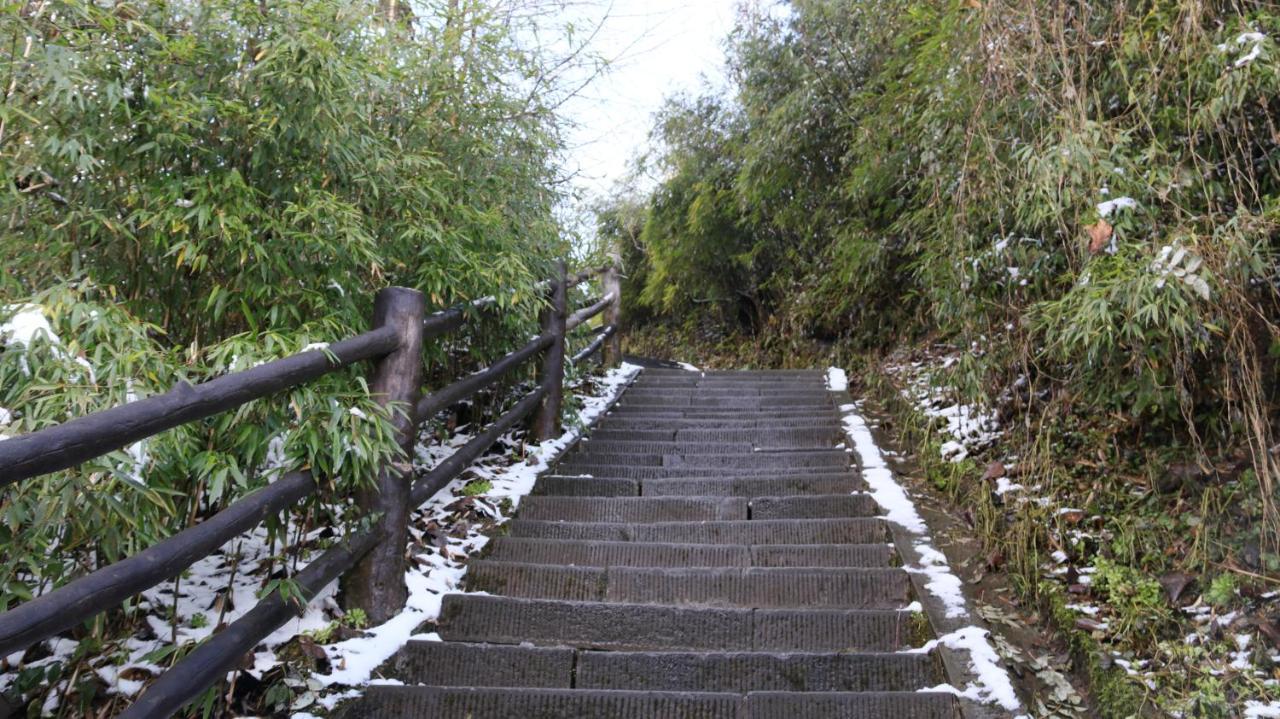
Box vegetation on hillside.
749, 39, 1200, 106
0, 1, 593, 714
602, 0, 1280, 713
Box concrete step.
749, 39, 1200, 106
343, 686, 739, 718
575, 650, 943, 693
388, 642, 572, 687
516, 495, 879, 522
621, 390, 835, 400
558, 450, 852, 470
518, 497, 749, 523
607, 407, 840, 419
743, 692, 960, 718
531, 476, 642, 496
749, 495, 879, 519
483, 538, 895, 568
604, 417, 841, 428
590, 422, 842, 435
674, 428, 844, 446
641, 368, 825, 376
550, 464, 854, 480
438, 594, 921, 651
618, 396, 834, 408
345, 686, 962, 718
530, 475, 865, 497
466, 562, 912, 608
643, 477, 866, 497
576, 440, 758, 455
384, 642, 942, 694
504, 518, 890, 544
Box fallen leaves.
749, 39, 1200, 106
1159, 573, 1195, 603
1086, 219, 1114, 255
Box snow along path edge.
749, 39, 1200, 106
300, 362, 643, 715
826, 368, 1022, 719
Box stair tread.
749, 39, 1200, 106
438, 594, 922, 652
484, 538, 895, 567
505, 517, 889, 544
465, 561, 912, 607
346, 686, 960, 719
388, 642, 942, 693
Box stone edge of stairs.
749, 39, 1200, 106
826, 382, 1008, 719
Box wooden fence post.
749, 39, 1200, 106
342, 286, 426, 623
533, 260, 567, 441
602, 261, 622, 367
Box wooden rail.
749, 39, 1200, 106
0, 263, 622, 717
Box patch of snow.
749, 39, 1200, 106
909, 542, 968, 619
838, 395, 1019, 711
839, 403, 979, 612
838, 404, 926, 534
1228, 32, 1267, 68
676, 361, 701, 372
1231, 633, 1254, 671
826, 366, 848, 392
1097, 197, 1137, 217
2, 304, 96, 382
994, 477, 1023, 495
1, 304, 61, 348
1246, 701, 1280, 718
911, 626, 1022, 711
887, 358, 1001, 463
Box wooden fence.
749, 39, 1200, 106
0, 262, 623, 717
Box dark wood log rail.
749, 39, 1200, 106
0, 262, 623, 718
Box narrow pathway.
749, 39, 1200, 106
339, 369, 1008, 717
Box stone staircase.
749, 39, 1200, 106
339, 369, 971, 718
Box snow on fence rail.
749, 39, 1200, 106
0, 262, 623, 718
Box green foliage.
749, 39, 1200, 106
1203, 573, 1238, 607
603, 0, 1280, 536
342, 607, 368, 630
2, 0, 564, 340
461, 479, 492, 497
0, 2, 580, 711
1090, 556, 1170, 649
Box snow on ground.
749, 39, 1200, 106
831, 374, 1020, 713
885, 351, 1280, 714
1247, 700, 1280, 718
0, 362, 641, 716
826, 366, 848, 392
912, 626, 1022, 710
887, 358, 1001, 462
676, 361, 701, 371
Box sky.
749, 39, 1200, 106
550, 0, 739, 205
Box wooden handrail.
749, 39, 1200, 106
0, 326, 400, 487
570, 325, 616, 366
411, 385, 547, 505
0, 262, 623, 718
0, 470, 316, 656
414, 333, 553, 423
565, 292, 615, 332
